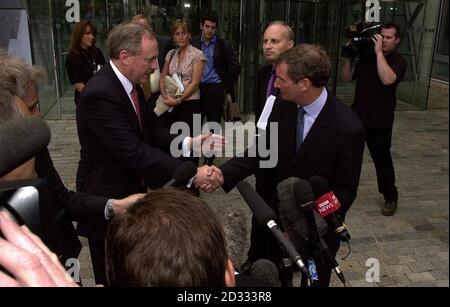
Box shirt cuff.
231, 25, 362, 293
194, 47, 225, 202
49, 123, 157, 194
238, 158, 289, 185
182, 137, 192, 157
187, 176, 196, 188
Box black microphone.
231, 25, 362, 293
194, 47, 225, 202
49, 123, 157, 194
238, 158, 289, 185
236, 181, 311, 282
308, 176, 351, 242
250, 259, 281, 287
293, 179, 346, 285
215, 205, 247, 267
163, 161, 197, 187
0, 117, 51, 178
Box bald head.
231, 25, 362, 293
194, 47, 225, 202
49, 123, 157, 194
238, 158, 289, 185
263, 22, 295, 63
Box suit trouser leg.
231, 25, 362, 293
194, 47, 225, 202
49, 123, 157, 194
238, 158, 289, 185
365, 127, 398, 202
88, 238, 106, 285
200, 83, 225, 126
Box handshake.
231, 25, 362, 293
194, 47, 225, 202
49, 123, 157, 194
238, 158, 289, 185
194, 165, 224, 193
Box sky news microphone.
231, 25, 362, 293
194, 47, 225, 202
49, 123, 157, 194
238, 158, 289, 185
293, 179, 346, 285
236, 180, 311, 282
0, 117, 51, 178
163, 161, 197, 187
308, 176, 351, 242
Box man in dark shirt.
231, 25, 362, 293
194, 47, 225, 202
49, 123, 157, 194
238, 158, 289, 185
343, 23, 407, 216
192, 11, 241, 126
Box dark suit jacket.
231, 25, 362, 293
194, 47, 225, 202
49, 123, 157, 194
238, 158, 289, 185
254, 64, 273, 121
157, 36, 174, 71
76, 62, 182, 238
192, 36, 241, 90
220, 90, 366, 218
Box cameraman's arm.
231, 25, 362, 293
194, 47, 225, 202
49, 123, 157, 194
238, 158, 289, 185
373, 34, 397, 86
342, 58, 354, 82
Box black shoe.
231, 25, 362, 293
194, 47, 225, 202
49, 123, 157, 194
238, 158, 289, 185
382, 200, 398, 216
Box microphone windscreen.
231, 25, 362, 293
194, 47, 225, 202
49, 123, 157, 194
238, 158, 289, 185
250, 259, 281, 287
215, 205, 247, 267
277, 177, 310, 256
237, 181, 275, 226
0, 117, 51, 178
292, 179, 315, 210
173, 161, 197, 185
308, 176, 329, 199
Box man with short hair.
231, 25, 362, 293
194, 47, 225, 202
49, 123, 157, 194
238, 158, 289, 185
76, 22, 223, 284
210, 45, 366, 286
192, 11, 241, 125
105, 188, 236, 287
343, 23, 407, 216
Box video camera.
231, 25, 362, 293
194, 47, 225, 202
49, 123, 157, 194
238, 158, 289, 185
342, 22, 383, 59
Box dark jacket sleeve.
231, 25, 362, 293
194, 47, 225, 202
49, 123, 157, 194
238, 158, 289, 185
221, 39, 241, 89
35, 148, 108, 223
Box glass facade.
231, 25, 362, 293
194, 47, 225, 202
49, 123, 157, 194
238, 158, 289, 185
1, 0, 447, 119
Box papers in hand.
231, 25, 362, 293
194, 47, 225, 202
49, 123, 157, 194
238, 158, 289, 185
172, 73, 185, 93
256, 95, 276, 131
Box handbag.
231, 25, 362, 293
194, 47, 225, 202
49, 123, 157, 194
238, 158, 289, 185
223, 90, 241, 122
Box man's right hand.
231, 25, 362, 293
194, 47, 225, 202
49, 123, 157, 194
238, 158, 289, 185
112, 193, 146, 215
194, 165, 224, 193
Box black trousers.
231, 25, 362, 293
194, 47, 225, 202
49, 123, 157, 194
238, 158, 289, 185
88, 238, 106, 285
365, 127, 398, 202
200, 83, 225, 125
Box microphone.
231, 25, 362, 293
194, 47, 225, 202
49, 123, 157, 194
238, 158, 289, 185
236, 181, 311, 282
0, 117, 51, 178
293, 179, 346, 285
308, 176, 351, 242
215, 205, 247, 267
163, 161, 197, 187
250, 259, 281, 287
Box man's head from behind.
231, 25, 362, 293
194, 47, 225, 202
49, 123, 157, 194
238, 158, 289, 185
108, 22, 159, 84
275, 44, 330, 105
263, 21, 295, 63
105, 188, 235, 287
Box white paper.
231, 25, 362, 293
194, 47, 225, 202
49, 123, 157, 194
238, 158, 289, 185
172, 73, 185, 93
257, 95, 276, 131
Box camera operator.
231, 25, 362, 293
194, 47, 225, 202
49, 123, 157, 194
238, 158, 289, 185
342, 23, 407, 216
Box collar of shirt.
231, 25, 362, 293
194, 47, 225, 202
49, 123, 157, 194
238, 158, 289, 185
201, 35, 217, 47
298, 87, 328, 138
110, 60, 137, 112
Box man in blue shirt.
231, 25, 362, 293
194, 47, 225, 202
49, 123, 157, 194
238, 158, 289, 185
192, 11, 241, 126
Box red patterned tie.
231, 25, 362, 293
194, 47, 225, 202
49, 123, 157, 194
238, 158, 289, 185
130, 86, 142, 128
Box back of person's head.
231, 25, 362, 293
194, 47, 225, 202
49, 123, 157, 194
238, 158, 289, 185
0, 73, 22, 124
70, 20, 98, 53
201, 10, 219, 26
108, 22, 155, 60
131, 14, 154, 32
105, 188, 232, 287
170, 19, 192, 36
276, 44, 330, 87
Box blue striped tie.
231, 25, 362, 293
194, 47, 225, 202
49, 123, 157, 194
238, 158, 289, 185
296, 107, 306, 150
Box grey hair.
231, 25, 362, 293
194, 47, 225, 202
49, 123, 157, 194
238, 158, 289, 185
0, 50, 46, 100
0, 74, 22, 124
107, 22, 155, 60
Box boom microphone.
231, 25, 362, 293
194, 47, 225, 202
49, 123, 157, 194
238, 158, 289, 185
236, 181, 311, 282
250, 259, 281, 287
293, 179, 346, 285
0, 117, 51, 178
308, 176, 351, 242
163, 161, 197, 187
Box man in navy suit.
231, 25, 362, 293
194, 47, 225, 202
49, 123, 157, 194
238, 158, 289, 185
76, 22, 223, 284
203, 45, 366, 286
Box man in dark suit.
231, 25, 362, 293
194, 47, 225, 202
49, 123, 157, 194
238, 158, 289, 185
76, 22, 223, 284
204, 45, 366, 286
254, 21, 294, 120
192, 11, 241, 125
